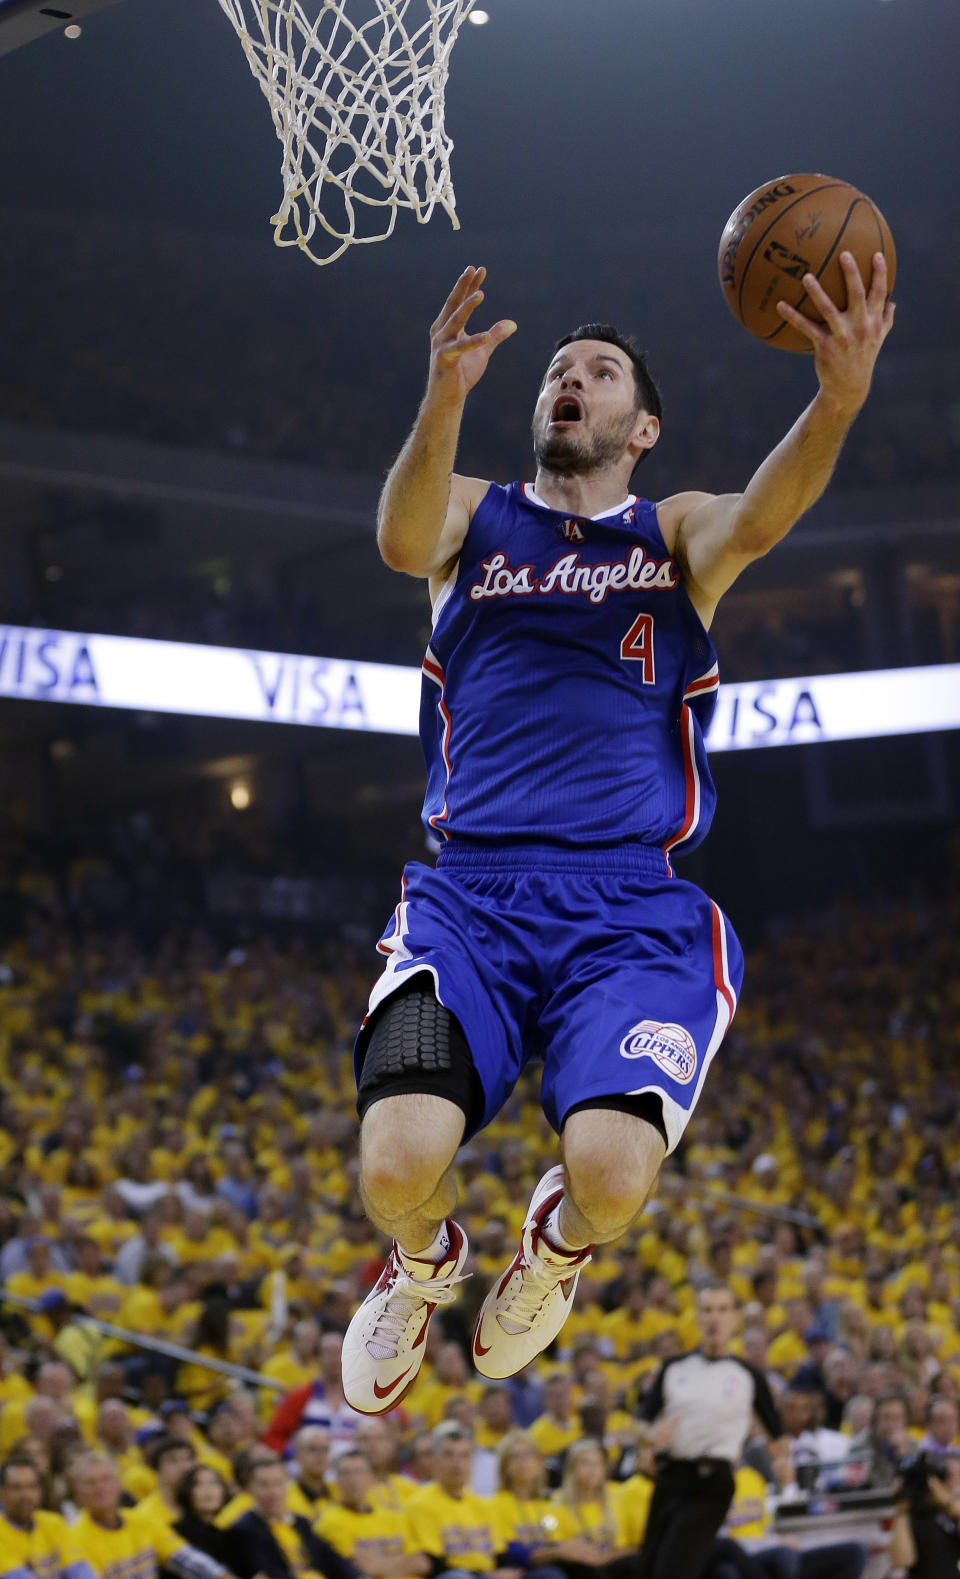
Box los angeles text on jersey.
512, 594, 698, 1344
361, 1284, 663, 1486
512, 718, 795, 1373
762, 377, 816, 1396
469, 546, 679, 605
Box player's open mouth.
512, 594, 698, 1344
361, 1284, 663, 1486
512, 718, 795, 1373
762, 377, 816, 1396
549, 396, 583, 425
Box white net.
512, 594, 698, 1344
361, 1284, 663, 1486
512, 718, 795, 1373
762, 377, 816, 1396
216, 0, 477, 265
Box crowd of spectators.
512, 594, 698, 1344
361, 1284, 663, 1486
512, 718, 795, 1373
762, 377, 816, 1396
2, 208, 958, 495
0, 839, 956, 1574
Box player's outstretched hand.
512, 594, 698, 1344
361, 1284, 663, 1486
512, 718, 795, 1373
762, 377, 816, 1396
427, 265, 517, 408
776, 250, 895, 419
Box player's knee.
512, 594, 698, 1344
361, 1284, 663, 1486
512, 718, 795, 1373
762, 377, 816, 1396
359, 1100, 456, 1219
564, 1130, 661, 1236
567, 1168, 650, 1237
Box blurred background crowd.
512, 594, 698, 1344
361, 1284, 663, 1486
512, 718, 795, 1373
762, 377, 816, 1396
0, 839, 958, 1576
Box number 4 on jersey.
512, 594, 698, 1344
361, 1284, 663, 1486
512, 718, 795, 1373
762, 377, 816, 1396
620, 612, 655, 683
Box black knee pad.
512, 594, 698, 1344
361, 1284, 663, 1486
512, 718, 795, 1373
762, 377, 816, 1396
356, 975, 484, 1131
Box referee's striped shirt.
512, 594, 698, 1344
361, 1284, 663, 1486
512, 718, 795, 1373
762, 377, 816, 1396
640, 1350, 782, 1464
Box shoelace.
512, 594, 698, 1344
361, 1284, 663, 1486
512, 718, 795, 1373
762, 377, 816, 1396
498, 1248, 584, 1334
367, 1262, 470, 1359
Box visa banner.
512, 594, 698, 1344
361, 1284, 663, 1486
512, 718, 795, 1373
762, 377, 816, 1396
0, 625, 956, 752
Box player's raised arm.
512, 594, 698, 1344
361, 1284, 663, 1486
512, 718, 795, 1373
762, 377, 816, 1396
376, 265, 516, 579
660, 250, 895, 625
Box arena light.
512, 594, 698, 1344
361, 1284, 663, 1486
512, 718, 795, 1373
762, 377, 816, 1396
0, 624, 957, 752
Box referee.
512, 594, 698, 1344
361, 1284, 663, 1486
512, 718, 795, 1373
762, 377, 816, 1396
635, 1281, 784, 1579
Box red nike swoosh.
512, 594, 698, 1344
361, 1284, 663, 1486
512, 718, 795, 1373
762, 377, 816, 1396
474, 1332, 492, 1357
373, 1368, 414, 1400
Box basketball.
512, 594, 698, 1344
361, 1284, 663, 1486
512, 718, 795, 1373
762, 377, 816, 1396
717, 173, 896, 353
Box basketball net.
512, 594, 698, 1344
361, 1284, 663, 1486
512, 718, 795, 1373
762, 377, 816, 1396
216, 0, 477, 265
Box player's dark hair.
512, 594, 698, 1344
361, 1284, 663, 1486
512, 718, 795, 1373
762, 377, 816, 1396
553, 324, 664, 440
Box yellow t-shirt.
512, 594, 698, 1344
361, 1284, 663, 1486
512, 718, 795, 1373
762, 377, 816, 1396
368, 1474, 418, 1513
541, 1495, 627, 1552
0, 1370, 32, 1408
122, 1460, 159, 1503
66, 1509, 184, 1577
287, 1480, 334, 1522
133, 1489, 180, 1527
766, 1329, 809, 1375
412, 1376, 484, 1428
722, 1465, 770, 1542
215, 1491, 254, 1529
315, 1502, 419, 1578
164, 1225, 237, 1267
488, 1490, 554, 1549
3, 1271, 68, 1333
259, 1349, 319, 1400
612, 1474, 654, 1547
0, 1510, 72, 1579
529, 1414, 581, 1458
177, 1349, 235, 1408
405, 1482, 497, 1571
64, 1270, 128, 1320
600, 1309, 663, 1360
84, 1218, 139, 1259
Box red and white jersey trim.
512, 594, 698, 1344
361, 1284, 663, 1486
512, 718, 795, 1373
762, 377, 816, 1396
630, 901, 738, 1154
364, 870, 449, 1027
663, 703, 700, 862
376, 871, 410, 958
683, 661, 719, 701
680, 901, 739, 1124
422, 645, 452, 841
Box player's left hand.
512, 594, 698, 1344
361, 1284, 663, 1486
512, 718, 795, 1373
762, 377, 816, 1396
776, 250, 895, 419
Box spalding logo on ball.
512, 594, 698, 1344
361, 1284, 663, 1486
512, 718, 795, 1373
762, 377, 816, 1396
718, 173, 896, 352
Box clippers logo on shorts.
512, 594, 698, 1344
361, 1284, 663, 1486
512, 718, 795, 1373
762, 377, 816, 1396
619, 1019, 698, 1083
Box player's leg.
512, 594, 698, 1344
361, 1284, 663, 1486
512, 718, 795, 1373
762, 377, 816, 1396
342, 975, 481, 1414
473, 867, 743, 1380
471, 1104, 666, 1380
359, 1090, 464, 1253
557, 1102, 666, 1245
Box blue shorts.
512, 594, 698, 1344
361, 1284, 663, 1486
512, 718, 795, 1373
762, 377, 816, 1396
355, 842, 743, 1154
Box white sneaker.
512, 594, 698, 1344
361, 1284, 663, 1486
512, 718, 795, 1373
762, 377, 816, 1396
472, 1166, 592, 1379
341, 1220, 469, 1415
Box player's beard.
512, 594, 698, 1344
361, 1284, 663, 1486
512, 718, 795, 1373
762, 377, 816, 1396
533, 406, 639, 475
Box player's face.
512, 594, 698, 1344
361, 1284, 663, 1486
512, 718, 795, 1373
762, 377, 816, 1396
532, 341, 647, 475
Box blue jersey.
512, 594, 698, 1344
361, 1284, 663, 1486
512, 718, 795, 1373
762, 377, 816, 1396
420, 481, 720, 861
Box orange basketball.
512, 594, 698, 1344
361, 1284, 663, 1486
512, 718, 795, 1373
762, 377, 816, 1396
717, 173, 896, 353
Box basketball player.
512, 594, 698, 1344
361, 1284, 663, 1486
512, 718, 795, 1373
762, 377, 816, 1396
342, 256, 894, 1414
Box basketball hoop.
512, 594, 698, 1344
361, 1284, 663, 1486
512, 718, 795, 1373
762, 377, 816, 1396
216, 0, 478, 266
